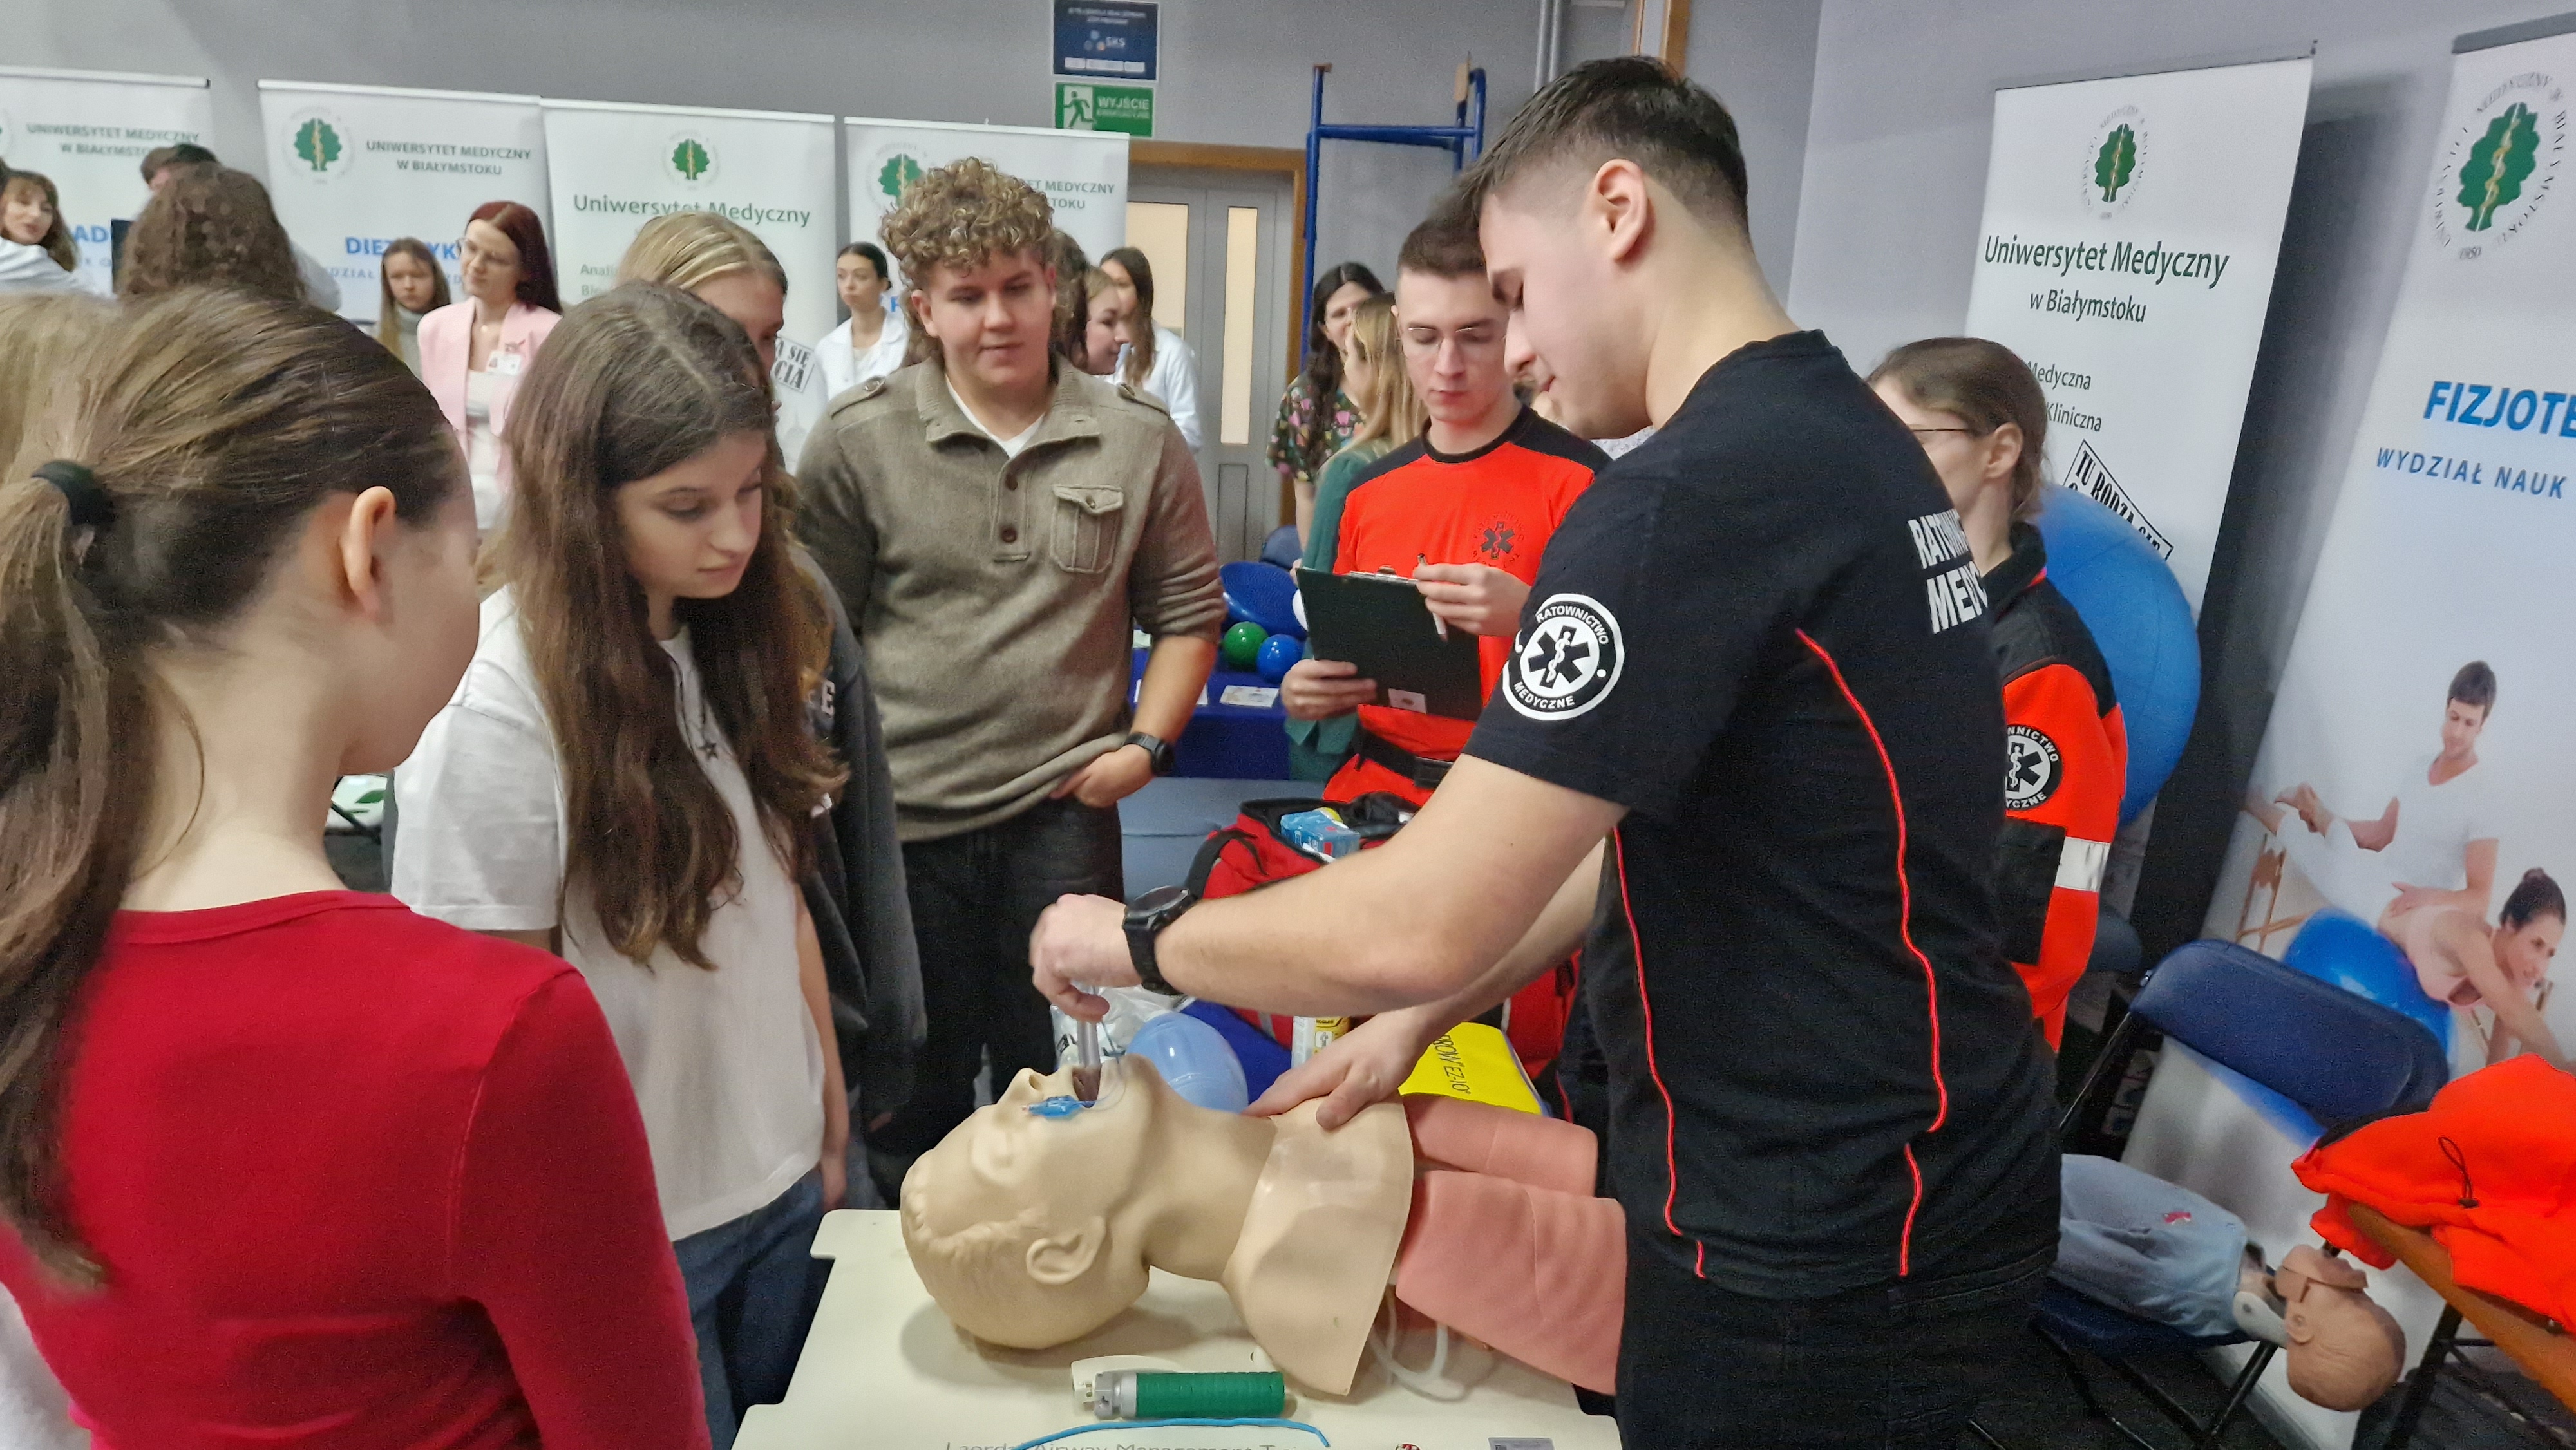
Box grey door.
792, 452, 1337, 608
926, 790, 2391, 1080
1127, 169, 1293, 563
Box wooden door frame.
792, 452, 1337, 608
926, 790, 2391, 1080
1130, 140, 1307, 377
1130, 139, 1307, 520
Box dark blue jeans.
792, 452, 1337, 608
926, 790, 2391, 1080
670, 1172, 829, 1450
869, 798, 1124, 1157
1617, 1227, 2056, 1448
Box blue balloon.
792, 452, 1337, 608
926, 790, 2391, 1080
1255, 632, 1301, 684
1126, 1011, 1250, 1112
1220, 560, 1303, 639
2031, 485, 2199, 823
2282, 910, 2453, 1055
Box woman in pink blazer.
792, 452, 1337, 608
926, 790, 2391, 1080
419, 201, 562, 536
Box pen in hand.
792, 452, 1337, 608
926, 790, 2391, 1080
1418, 554, 1448, 640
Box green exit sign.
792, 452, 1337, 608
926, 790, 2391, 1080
1056, 81, 1154, 137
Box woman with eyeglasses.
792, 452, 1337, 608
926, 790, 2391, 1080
419, 202, 564, 537
1871, 337, 2126, 1050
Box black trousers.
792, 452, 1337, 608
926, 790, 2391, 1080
1616, 1225, 2056, 1448
867, 797, 1123, 1158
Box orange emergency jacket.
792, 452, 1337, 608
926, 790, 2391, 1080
1984, 524, 2126, 1047
2295, 1055, 2576, 1329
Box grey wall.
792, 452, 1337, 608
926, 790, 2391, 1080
6, 0, 1546, 296
1551, 0, 1823, 294
1681, 0, 1821, 296
1788, 0, 2576, 961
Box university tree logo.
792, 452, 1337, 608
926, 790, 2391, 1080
2093, 124, 2137, 202
2078, 105, 2147, 220
2432, 73, 2565, 259
2459, 102, 2539, 231
283, 109, 353, 182
878, 153, 925, 202
294, 118, 342, 173
668, 136, 715, 184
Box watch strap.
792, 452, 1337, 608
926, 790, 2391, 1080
1125, 731, 1174, 775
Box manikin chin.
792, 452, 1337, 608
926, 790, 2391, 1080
898, 1058, 1413, 1395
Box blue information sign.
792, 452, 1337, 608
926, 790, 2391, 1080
1054, 0, 1159, 82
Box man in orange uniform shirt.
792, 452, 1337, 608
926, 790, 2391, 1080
1283, 209, 1606, 806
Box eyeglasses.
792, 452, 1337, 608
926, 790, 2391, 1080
1908, 426, 1978, 438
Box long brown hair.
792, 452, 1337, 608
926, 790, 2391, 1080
496, 283, 841, 970
1044, 231, 1091, 366
1868, 337, 2050, 522
374, 237, 451, 350
2, 173, 77, 272
1296, 261, 1387, 462
1101, 246, 1159, 390
0, 288, 462, 1281
118, 166, 304, 303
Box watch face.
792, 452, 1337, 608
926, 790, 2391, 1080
1130, 883, 1192, 917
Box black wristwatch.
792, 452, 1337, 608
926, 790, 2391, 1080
1125, 731, 1176, 776
1124, 883, 1196, 995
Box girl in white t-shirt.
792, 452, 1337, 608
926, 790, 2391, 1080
394, 282, 849, 1449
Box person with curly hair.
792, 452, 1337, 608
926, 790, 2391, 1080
139, 146, 343, 310
116, 165, 305, 305
794, 158, 1223, 1185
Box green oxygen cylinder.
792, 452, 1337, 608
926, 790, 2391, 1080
1089, 1368, 1289, 1420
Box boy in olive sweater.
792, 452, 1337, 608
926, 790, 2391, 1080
795, 159, 1222, 1163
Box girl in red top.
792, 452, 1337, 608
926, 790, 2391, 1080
0, 288, 707, 1449
1872, 338, 2128, 1048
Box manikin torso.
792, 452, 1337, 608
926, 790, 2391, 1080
1219, 1094, 1413, 1391
899, 1061, 1412, 1395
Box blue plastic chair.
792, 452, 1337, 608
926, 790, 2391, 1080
1975, 939, 2448, 1450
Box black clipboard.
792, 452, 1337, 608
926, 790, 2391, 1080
1294, 565, 1485, 721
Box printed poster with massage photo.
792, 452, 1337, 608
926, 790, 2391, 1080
2126, 23, 2576, 1445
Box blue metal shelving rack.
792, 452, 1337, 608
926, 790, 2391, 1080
1298, 62, 1488, 341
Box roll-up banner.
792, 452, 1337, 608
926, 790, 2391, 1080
844, 117, 1128, 284
259, 82, 547, 324
1962, 53, 2312, 608
2128, 18, 2576, 1445
0, 65, 213, 296
543, 100, 838, 344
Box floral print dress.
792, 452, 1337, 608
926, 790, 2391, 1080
1266, 374, 1361, 492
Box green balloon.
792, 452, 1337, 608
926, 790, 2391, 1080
1222, 621, 1269, 671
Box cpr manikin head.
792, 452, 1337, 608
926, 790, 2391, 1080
900, 1059, 1268, 1348
2275, 1246, 2404, 1411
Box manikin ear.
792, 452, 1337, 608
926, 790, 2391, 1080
1585, 158, 1654, 267
1025, 1215, 1108, 1287
334, 485, 406, 623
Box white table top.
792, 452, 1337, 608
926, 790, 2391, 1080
737, 1209, 1624, 1450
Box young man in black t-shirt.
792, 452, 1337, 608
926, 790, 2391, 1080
1030, 58, 2058, 1446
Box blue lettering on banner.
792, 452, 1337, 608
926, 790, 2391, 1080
2423, 378, 2576, 437
345, 236, 462, 260
2374, 445, 2565, 499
